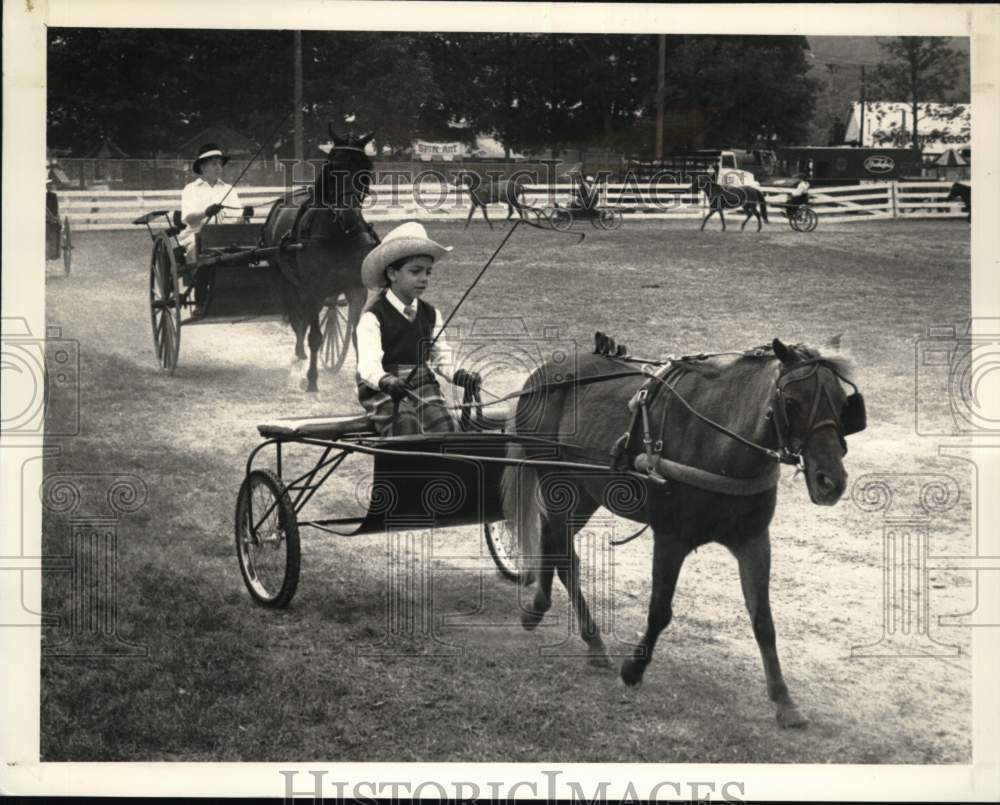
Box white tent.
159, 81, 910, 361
842, 101, 970, 156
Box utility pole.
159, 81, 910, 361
294, 30, 304, 162
859, 65, 866, 147
655, 34, 666, 161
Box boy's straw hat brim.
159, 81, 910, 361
361, 222, 452, 289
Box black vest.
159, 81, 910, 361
367, 293, 437, 372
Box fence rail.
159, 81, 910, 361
54, 180, 968, 231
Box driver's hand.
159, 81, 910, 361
204, 203, 224, 219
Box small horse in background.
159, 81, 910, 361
452, 171, 529, 229
500, 338, 866, 727
694, 175, 769, 232
262, 125, 377, 392
946, 182, 971, 221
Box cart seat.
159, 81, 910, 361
258, 413, 375, 440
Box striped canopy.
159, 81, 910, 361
935, 148, 968, 167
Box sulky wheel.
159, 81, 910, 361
484, 519, 529, 584
61, 216, 73, 275
321, 292, 352, 372
149, 235, 181, 373
597, 208, 623, 230
235, 469, 301, 608
550, 208, 574, 232
795, 206, 818, 233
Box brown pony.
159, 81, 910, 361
500, 338, 865, 726
262, 126, 377, 391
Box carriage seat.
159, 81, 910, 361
257, 402, 513, 440
257, 413, 375, 440
196, 223, 263, 253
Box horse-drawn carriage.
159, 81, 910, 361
133, 130, 375, 382
536, 200, 625, 232
46, 190, 73, 275
134, 210, 351, 373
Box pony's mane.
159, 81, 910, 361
785, 343, 855, 382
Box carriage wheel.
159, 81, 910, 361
550, 209, 573, 231
61, 217, 73, 275
484, 519, 527, 584
148, 236, 181, 373
321, 293, 352, 372
794, 206, 818, 233
235, 469, 301, 608
598, 209, 623, 230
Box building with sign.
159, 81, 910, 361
842, 101, 970, 157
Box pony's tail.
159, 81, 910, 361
499, 435, 545, 581
760, 194, 769, 223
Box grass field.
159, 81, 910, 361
39, 218, 973, 762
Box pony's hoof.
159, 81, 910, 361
588, 651, 614, 670
776, 705, 808, 728
521, 610, 545, 631
619, 660, 644, 687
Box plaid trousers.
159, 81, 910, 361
358, 365, 457, 436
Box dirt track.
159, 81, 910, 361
40, 219, 972, 762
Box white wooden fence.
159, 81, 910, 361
56, 180, 967, 232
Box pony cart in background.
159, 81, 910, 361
132, 127, 377, 384
537, 201, 624, 232
133, 209, 340, 374
46, 190, 73, 275
770, 193, 819, 232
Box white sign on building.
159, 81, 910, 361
843, 101, 970, 156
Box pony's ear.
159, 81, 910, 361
354, 131, 374, 149
772, 338, 795, 364
327, 123, 347, 147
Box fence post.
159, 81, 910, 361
890, 180, 899, 219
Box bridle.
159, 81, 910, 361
768, 359, 865, 466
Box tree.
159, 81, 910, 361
663, 36, 818, 149
871, 37, 964, 150
303, 32, 440, 155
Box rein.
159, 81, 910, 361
218, 110, 293, 209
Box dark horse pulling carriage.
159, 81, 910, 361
695, 177, 818, 233
235, 328, 866, 727
134, 127, 376, 386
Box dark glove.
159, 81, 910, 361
204, 203, 224, 219
453, 368, 481, 392
378, 374, 412, 402
242, 206, 255, 219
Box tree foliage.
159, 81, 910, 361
48, 29, 821, 158
871, 37, 965, 150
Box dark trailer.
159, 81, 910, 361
775, 146, 923, 185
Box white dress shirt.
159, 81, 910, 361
177, 177, 243, 253
356, 289, 456, 390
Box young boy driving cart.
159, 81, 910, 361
356, 222, 481, 436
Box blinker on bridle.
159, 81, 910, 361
768, 360, 866, 466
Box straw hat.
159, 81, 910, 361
192, 142, 230, 175
361, 222, 452, 290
